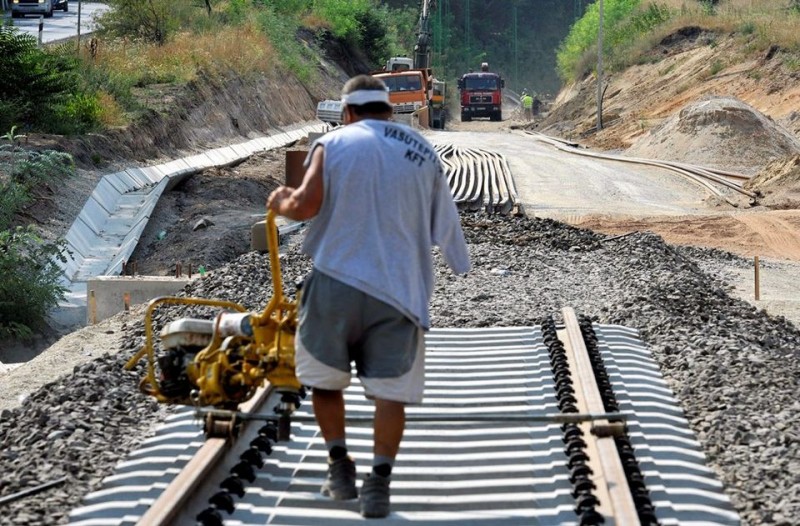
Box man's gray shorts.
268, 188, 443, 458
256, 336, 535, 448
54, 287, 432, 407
295, 270, 425, 404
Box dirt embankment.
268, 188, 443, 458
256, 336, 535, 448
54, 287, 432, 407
538, 27, 800, 262
25, 33, 356, 170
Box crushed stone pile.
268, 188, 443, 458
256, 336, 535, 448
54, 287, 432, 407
626, 95, 800, 175
1, 214, 798, 525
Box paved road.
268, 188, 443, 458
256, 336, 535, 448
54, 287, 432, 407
5, 1, 109, 44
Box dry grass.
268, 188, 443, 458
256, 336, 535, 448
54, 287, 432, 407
301, 13, 332, 32
94, 23, 276, 86
95, 91, 127, 127
653, 0, 800, 51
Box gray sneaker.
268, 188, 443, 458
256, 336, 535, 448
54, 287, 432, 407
359, 473, 391, 518
320, 456, 358, 500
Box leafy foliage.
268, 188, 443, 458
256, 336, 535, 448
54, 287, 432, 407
557, 0, 674, 82
98, 0, 176, 44
0, 227, 67, 339
0, 27, 102, 133
0, 140, 73, 338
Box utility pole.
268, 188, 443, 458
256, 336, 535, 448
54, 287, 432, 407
464, 0, 470, 70
513, 1, 518, 91
76, 0, 82, 51
596, 0, 604, 132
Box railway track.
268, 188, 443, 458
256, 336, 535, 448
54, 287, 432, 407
68, 308, 739, 526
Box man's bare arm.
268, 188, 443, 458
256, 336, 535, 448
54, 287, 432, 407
267, 146, 324, 220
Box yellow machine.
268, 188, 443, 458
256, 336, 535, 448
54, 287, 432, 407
125, 210, 301, 410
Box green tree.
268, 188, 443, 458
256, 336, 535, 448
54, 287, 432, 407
98, 0, 176, 44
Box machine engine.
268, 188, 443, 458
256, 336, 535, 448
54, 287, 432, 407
126, 211, 302, 409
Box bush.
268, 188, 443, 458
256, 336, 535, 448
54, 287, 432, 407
98, 0, 176, 44
0, 142, 73, 338
0, 27, 101, 133
0, 227, 67, 339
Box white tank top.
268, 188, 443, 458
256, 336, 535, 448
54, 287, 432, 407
301, 119, 470, 329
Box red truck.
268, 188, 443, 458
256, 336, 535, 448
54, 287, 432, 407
457, 70, 505, 122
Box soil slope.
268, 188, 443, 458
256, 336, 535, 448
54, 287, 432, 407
538, 28, 800, 262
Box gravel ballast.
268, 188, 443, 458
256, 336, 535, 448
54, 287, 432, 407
1, 214, 798, 525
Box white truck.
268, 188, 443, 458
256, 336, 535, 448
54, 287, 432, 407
11, 0, 68, 18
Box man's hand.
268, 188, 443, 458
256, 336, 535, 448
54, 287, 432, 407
267, 186, 294, 212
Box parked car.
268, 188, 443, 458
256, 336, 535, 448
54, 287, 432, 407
11, 0, 68, 18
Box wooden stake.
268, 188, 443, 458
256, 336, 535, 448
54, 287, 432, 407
123, 292, 131, 312
754, 256, 760, 301
88, 290, 97, 325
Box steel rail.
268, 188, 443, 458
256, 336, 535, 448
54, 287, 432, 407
485, 151, 501, 212
522, 131, 756, 200
135, 385, 274, 526
558, 307, 642, 525
435, 144, 519, 214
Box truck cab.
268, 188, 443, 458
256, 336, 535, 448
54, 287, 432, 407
458, 72, 505, 122
385, 57, 414, 72
372, 69, 429, 116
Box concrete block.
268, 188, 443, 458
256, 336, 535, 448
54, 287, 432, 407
242, 139, 262, 155
229, 143, 251, 158
86, 276, 192, 324
60, 241, 83, 281
263, 136, 280, 149
308, 131, 325, 143
74, 256, 112, 282
106, 170, 141, 194
126, 166, 164, 187
65, 220, 98, 259
92, 178, 123, 213
78, 196, 111, 235
251, 218, 304, 252
206, 147, 238, 167
252, 137, 271, 151
154, 158, 194, 178
183, 153, 215, 171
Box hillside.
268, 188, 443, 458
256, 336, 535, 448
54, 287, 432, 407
532, 25, 800, 265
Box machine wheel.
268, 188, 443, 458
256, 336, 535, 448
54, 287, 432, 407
461, 113, 471, 122
490, 111, 501, 122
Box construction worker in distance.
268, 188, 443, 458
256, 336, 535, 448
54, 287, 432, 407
521, 90, 534, 121
267, 74, 471, 519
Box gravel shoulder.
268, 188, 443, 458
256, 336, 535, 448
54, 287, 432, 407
2, 215, 798, 525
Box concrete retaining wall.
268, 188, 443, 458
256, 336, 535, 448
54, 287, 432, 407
52, 122, 327, 331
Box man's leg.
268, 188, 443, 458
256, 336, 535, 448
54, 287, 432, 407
361, 398, 405, 518
313, 387, 346, 440
374, 398, 405, 461
314, 388, 358, 500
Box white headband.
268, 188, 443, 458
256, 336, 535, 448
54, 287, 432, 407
342, 89, 390, 106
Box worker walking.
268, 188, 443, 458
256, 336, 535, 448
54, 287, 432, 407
521, 91, 534, 121
267, 74, 470, 519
